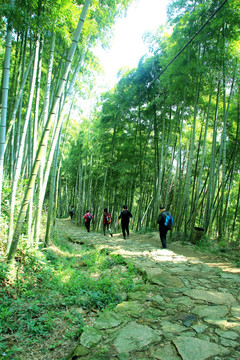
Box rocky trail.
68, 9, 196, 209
56, 220, 240, 360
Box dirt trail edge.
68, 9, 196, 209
57, 220, 240, 360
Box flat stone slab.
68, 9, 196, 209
114, 301, 143, 318
113, 322, 160, 353
71, 344, 90, 357
148, 294, 165, 305
141, 307, 164, 320
173, 336, 229, 360
192, 305, 229, 319
151, 343, 181, 359
220, 338, 239, 347
220, 272, 240, 282
192, 324, 208, 333
204, 319, 240, 332
80, 327, 103, 348
145, 269, 184, 287
161, 321, 186, 334
231, 306, 240, 320
215, 329, 239, 340
128, 290, 149, 301
183, 289, 237, 305
173, 296, 194, 307
180, 314, 197, 326
94, 311, 123, 329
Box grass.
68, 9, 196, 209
136, 227, 156, 234
169, 229, 240, 267
0, 229, 142, 359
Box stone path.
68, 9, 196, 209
60, 220, 240, 360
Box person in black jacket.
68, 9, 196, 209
69, 205, 75, 220
157, 206, 169, 249
118, 205, 133, 239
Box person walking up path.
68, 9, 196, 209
103, 208, 113, 237
157, 206, 173, 249
118, 204, 133, 239
69, 205, 75, 220
83, 210, 93, 232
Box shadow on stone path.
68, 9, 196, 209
57, 220, 240, 360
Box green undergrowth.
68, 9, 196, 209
0, 231, 142, 359
136, 227, 156, 234
195, 236, 240, 267
171, 230, 240, 267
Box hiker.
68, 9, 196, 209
69, 205, 75, 220
83, 210, 93, 232
118, 205, 133, 239
103, 208, 113, 237
157, 206, 173, 249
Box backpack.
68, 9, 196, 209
164, 212, 174, 230
87, 214, 92, 221
105, 214, 111, 223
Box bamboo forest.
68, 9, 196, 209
0, 0, 240, 358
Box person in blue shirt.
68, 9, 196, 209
157, 206, 171, 249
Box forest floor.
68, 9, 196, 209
60, 218, 240, 274
58, 219, 240, 360
5, 219, 240, 360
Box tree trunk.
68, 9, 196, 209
190, 81, 213, 228
7, 0, 91, 261
204, 80, 221, 233
45, 128, 61, 246
0, 0, 15, 215
7, 35, 40, 251
33, 32, 56, 245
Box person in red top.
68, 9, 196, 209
103, 208, 113, 237
83, 210, 93, 232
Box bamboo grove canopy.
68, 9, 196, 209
0, 0, 240, 260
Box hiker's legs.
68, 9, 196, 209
107, 224, 113, 236
85, 221, 90, 232
160, 229, 168, 249
121, 223, 126, 239
126, 223, 130, 236
103, 224, 107, 235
